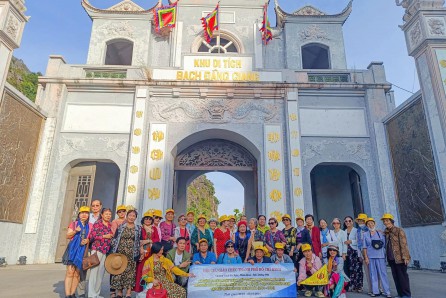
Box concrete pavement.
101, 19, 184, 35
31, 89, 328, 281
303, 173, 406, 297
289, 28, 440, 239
0, 264, 444, 297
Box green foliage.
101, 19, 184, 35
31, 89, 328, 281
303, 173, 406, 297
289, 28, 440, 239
6, 56, 41, 102
187, 175, 220, 220
233, 208, 243, 222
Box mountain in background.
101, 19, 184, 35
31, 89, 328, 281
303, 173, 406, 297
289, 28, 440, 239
6, 56, 41, 102
187, 175, 220, 219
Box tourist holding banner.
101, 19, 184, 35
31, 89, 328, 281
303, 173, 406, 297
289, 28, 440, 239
247, 245, 272, 264
217, 240, 242, 264
271, 243, 293, 264
246, 218, 265, 260
298, 243, 324, 298
193, 239, 217, 264
166, 237, 192, 287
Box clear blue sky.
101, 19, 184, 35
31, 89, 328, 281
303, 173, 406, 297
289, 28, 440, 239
14, 0, 419, 216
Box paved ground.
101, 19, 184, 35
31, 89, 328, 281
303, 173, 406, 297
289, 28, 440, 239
0, 264, 444, 297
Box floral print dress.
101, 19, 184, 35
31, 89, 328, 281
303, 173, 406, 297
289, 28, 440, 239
111, 226, 137, 289
153, 261, 186, 298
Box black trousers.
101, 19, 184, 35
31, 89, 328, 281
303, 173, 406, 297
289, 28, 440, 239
389, 260, 411, 297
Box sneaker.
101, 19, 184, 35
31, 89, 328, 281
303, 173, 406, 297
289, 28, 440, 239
315, 291, 325, 298
304, 290, 312, 297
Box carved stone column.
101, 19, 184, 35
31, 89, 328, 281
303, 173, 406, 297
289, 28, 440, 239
397, 0, 446, 262
0, 0, 28, 104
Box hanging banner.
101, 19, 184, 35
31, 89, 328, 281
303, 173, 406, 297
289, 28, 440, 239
188, 263, 296, 298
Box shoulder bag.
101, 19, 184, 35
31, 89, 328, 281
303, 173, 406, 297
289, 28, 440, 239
371, 231, 384, 250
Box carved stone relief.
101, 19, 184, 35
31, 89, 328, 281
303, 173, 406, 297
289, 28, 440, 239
58, 136, 128, 161
427, 17, 445, 36
299, 25, 328, 41
408, 21, 422, 48
96, 21, 135, 39
302, 139, 371, 167
293, 6, 325, 16
109, 0, 144, 12
6, 15, 19, 40
149, 98, 281, 123
0, 93, 43, 223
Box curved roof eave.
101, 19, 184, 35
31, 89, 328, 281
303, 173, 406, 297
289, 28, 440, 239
275, 0, 353, 28
81, 0, 160, 19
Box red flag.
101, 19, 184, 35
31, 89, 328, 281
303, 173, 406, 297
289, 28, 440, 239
153, 2, 177, 33
201, 3, 219, 43
260, 3, 273, 45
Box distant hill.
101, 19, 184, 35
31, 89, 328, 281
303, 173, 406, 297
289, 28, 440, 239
6, 56, 41, 102
187, 175, 220, 219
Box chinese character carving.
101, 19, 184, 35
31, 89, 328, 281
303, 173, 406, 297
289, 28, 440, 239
267, 132, 280, 143
292, 149, 300, 157
152, 131, 165, 142
132, 146, 140, 154
134, 128, 142, 136
127, 185, 136, 193
268, 150, 281, 162
130, 165, 138, 174
151, 149, 164, 160
149, 168, 162, 180
148, 188, 161, 200
269, 189, 282, 202
268, 169, 281, 181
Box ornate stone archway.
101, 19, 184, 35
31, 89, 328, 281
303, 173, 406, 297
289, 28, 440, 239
173, 139, 258, 217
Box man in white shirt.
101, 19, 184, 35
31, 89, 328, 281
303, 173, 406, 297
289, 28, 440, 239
89, 199, 102, 224
166, 237, 191, 287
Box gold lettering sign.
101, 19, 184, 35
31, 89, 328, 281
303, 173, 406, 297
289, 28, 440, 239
149, 168, 162, 180
291, 131, 299, 139
289, 113, 298, 121
268, 150, 281, 162
268, 169, 281, 181
148, 188, 161, 200
294, 187, 303, 197
151, 149, 164, 160
292, 149, 300, 157
136, 111, 143, 118
267, 132, 280, 143
130, 165, 138, 174
132, 146, 140, 154
152, 131, 165, 142
293, 168, 301, 176
269, 189, 282, 202
127, 185, 136, 193
134, 128, 142, 136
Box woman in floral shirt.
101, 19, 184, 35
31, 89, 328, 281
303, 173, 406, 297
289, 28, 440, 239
281, 214, 297, 258
88, 208, 113, 298
264, 217, 286, 255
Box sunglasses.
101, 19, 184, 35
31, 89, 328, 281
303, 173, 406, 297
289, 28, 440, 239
344, 220, 352, 222
226, 245, 234, 248
179, 218, 186, 221
283, 218, 290, 221
154, 216, 161, 219
117, 210, 126, 213
333, 222, 341, 225
268, 222, 276, 225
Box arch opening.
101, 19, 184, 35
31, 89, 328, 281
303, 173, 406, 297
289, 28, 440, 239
310, 163, 365, 222
302, 43, 330, 69
55, 160, 120, 262
105, 39, 134, 66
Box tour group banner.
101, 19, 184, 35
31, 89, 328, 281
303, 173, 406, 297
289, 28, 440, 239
188, 263, 297, 298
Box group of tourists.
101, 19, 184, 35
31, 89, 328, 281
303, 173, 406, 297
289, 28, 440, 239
62, 199, 412, 298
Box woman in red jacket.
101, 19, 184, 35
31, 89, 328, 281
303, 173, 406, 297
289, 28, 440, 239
305, 214, 321, 258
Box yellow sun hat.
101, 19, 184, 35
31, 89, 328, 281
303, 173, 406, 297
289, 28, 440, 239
355, 213, 368, 222
186, 210, 195, 216
79, 206, 90, 213
366, 217, 375, 224
301, 243, 312, 252
165, 208, 175, 215
381, 213, 394, 221
275, 243, 285, 250
197, 214, 207, 222
282, 214, 291, 221
153, 209, 163, 218
228, 215, 236, 221
219, 215, 229, 223
116, 205, 127, 213
253, 244, 269, 255
143, 210, 154, 218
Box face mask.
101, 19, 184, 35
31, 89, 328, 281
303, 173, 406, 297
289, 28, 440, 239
359, 224, 365, 228
369, 227, 376, 232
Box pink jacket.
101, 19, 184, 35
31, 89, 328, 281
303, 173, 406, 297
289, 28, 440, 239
298, 254, 322, 282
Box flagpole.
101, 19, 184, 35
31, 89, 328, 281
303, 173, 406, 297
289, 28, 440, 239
218, 0, 221, 54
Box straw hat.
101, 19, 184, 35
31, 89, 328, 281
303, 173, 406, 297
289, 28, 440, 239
105, 253, 128, 275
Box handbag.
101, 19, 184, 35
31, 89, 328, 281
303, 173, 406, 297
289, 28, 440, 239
146, 285, 167, 298
371, 231, 384, 250
82, 248, 100, 270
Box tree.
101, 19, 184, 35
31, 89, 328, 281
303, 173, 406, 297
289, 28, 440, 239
6, 56, 41, 102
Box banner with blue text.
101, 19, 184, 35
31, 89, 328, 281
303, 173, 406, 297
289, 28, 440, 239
188, 263, 296, 298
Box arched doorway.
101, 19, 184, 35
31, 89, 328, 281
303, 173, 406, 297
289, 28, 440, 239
55, 160, 120, 262
310, 163, 365, 222
173, 139, 258, 218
